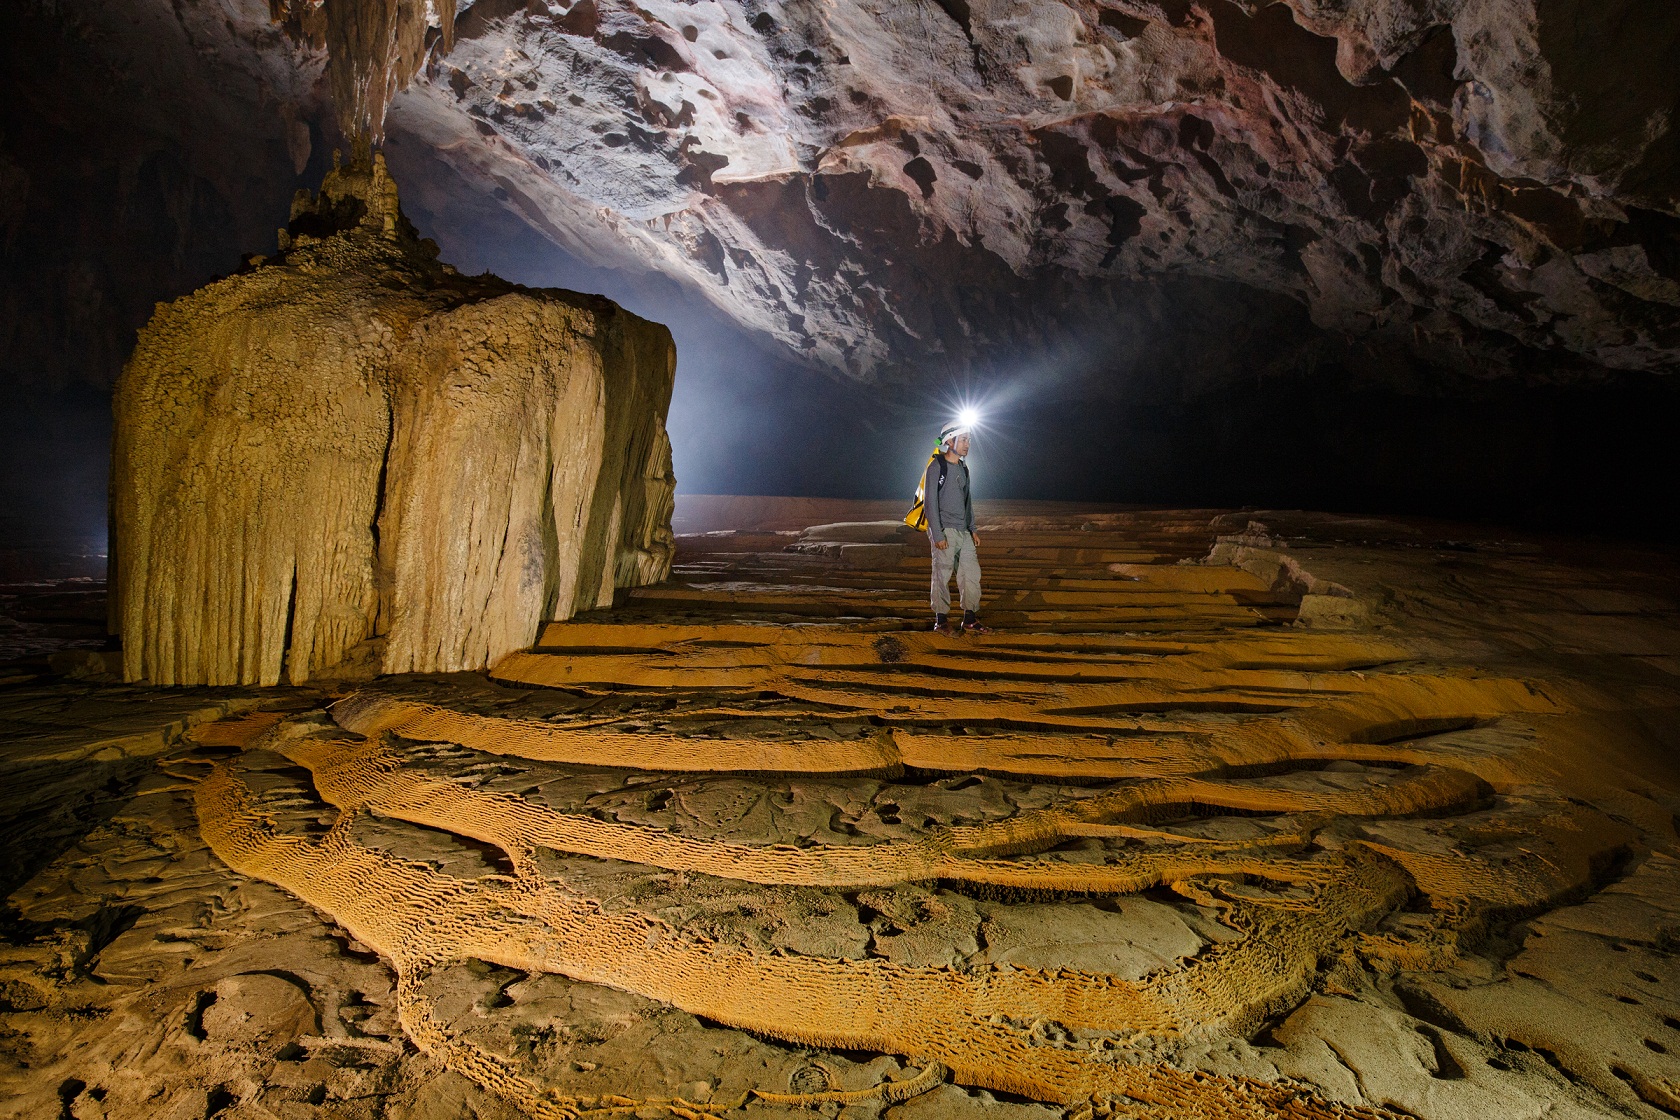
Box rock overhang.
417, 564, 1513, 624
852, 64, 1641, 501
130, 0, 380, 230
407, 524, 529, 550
7, 0, 1680, 396
351, 0, 1680, 383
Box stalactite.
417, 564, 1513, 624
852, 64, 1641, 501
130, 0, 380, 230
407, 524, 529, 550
322, 0, 432, 155
266, 0, 452, 154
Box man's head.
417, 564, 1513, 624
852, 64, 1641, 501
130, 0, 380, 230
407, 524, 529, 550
939, 422, 971, 457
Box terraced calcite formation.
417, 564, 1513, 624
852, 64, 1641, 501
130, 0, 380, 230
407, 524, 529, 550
110, 155, 677, 686
6, 505, 1662, 1118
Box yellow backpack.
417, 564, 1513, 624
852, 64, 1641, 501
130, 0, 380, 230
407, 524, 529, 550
903, 448, 950, 532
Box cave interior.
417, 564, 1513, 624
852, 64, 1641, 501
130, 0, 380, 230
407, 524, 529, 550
2, 1, 1679, 1118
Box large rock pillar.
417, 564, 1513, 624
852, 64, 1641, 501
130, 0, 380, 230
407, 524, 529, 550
111, 157, 676, 685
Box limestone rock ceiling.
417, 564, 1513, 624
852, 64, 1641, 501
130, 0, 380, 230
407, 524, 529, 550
295, 0, 1680, 380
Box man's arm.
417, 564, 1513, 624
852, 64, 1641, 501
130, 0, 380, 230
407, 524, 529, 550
925, 459, 946, 547
964, 462, 977, 546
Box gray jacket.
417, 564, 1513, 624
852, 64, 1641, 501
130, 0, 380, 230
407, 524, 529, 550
924, 456, 973, 544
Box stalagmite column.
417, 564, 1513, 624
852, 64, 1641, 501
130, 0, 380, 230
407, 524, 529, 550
376, 299, 611, 675
111, 156, 676, 685
574, 309, 678, 613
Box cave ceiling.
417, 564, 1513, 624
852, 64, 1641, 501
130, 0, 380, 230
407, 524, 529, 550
14, 0, 1680, 387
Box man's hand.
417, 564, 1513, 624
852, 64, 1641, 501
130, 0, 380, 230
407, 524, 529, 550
935, 539, 948, 550
972, 532, 980, 547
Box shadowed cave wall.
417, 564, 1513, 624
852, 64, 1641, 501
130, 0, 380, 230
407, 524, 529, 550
0, 0, 334, 578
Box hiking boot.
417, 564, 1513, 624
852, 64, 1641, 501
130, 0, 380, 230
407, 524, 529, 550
960, 611, 993, 635
932, 614, 954, 635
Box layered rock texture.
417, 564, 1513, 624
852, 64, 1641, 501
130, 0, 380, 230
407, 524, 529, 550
13, 0, 1676, 392
371, 0, 1680, 379
111, 156, 676, 686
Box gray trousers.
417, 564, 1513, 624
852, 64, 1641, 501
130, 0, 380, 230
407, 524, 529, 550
930, 529, 981, 615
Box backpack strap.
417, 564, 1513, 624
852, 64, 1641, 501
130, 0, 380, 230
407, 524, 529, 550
905, 453, 955, 531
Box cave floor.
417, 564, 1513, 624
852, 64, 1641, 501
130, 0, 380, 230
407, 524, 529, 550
3, 502, 1680, 1120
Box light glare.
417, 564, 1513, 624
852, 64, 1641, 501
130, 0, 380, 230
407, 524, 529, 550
959, 407, 980, 428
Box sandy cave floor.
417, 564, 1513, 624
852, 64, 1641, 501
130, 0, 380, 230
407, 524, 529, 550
3, 501, 1680, 1120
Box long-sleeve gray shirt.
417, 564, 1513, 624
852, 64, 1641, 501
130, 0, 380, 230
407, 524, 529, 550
924, 455, 973, 544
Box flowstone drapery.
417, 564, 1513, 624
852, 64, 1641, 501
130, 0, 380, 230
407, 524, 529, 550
110, 156, 676, 686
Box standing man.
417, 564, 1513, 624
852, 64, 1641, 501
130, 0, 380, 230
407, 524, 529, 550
924, 421, 991, 635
